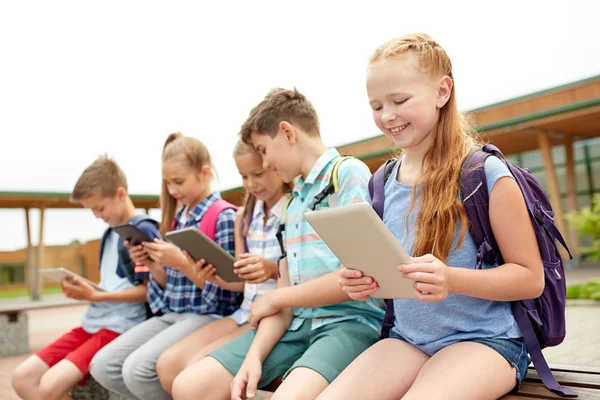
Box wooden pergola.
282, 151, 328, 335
1, 74, 599, 300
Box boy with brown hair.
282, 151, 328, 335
12, 155, 160, 400
171, 88, 385, 400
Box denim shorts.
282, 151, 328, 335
389, 331, 530, 389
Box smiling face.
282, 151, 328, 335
367, 53, 443, 153
235, 151, 283, 206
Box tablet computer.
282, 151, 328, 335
304, 202, 415, 299
165, 227, 243, 283
40, 268, 106, 292
112, 224, 153, 246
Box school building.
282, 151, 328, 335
1, 74, 599, 299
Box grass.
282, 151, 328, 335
566, 279, 600, 300
0, 285, 64, 299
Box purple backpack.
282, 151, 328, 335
369, 144, 577, 397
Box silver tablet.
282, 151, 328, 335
166, 227, 243, 283
40, 268, 106, 292
304, 202, 415, 299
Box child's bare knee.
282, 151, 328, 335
38, 377, 61, 400
156, 350, 178, 393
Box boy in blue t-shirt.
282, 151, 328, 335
12, 155, 160, 400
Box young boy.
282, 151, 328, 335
12, 155, 160, 400
171, 88, 386, 400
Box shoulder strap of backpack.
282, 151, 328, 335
98, 228, 112, 267
275, 195, 295, 266
307, 156, 354, 211
368, 158, 398, 219
459, 147, 501, 268
199, 199, 238, 241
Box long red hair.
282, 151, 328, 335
370, 33, 481, 261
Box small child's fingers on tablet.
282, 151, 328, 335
339, 276, 374, 288
340, 267, 363, 279
342, 282, 377, 293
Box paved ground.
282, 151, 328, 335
1, 266, 599, 400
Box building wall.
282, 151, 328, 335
0, 240, 101, 291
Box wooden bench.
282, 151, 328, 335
255, 364, 600, 399
0, 297, 84, 356
502, 364, 600, 399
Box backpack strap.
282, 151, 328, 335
512, 303, 578, 397
459, 147, 501, 269
307, 156, 354, 211
98, 228, 111, 266
199, 199, 238, 241
368, 158, 398, 219
367, 158, 398, 339
275, 195, 295, 276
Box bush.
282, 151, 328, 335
566, 280, 600, 300
566, 194, 600, 261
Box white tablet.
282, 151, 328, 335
40, 268, 106, 292
304, 202, 415, 299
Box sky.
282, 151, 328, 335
1, 0, 600, 251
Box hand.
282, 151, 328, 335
125, 241, 153, 265
184, 252, 216, 289
230, 354, 262, 400
399, 254, 451, 302
339, 266, 378, 301
142, 239, 187, 269
61, 278, 98, 302
247, 292, 280, 327
234, 254, 277, 283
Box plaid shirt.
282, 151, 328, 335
147, 192, 240, 315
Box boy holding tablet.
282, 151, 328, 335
12, 155, 160, 400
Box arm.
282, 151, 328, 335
91, 282, 148, 302
399, 176, 545, 302
267, 269, 349, 310
231, 257, 293, 400
248, 258, 294, 356
446, 176, 544, 300
62, 279, 148, 303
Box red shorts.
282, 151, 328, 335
36, 327, 120, 384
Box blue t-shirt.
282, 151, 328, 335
81, 230, 149, 334
382, 156, 522, 356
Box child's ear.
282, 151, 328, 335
116, 186, 128, 200
201, 164, 212, 180
278, 121, 297, 145
436, 75, 453, 109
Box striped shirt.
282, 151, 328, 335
229, 194, 289, 325
147, 192, 241, 315
284, 148, 385, 333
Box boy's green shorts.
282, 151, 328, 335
208, 318, 380, 387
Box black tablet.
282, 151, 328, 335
166, 227, 243, 283
112, 224, 153, 246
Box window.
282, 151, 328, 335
0, 263, 26, 285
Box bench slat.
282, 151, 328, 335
525, 370, 600, 389
511, 381, 600, 399
545, 364, 600, 376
